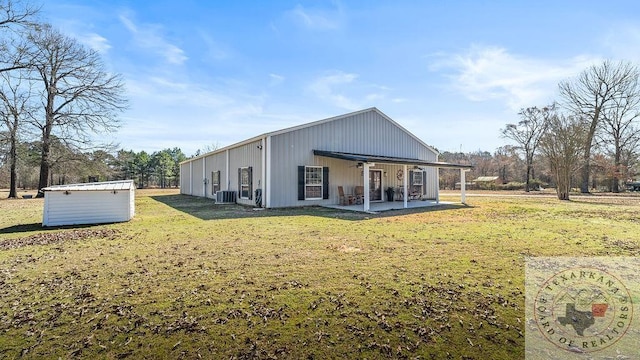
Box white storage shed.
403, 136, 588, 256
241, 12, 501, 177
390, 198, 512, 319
42, 180, 135, 227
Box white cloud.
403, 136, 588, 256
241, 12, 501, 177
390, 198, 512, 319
198, 31, 230, 61
600, 23, 640, 62
308, 71, 360, 110
269, 73, 285, 86
74, 33, 111, 53
307, 71, 395, 110
286, 3, 344, 30
119, 13, 188, 65
430, 45, 600, 110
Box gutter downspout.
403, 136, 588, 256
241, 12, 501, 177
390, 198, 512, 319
202, 158, 206, 197
265, 136, 271, 208
261, 137, 267, 208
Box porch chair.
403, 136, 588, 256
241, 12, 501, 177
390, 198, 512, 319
354, 186, 364, 205
409, 185, 421, 200
338, 186, 354, 205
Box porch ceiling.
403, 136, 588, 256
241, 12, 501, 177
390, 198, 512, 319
313, 150, 472, 169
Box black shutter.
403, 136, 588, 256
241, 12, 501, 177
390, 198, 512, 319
423, 170, 427, 195
248, 167, 253, 200
409, 171, 414, 187
298, 166, 305, 200
238, 168, 241, 198
322, 167, 329, 199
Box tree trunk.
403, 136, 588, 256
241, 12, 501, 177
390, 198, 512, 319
8, 134, 18, 198
525, 161, 531, 192
612, 140, 621, 193
580, 107, 601, 193
554, 167, 572, 200
36, 125, 52, 197
579, 155, 590, 193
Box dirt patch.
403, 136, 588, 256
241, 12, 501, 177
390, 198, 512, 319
0, 229, 121, 250
327, 244, 362, 253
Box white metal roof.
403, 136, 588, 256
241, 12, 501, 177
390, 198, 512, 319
180, 107, 439, 165
42, 180, 134, 192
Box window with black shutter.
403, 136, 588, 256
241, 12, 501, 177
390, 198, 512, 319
239, 167, 252, 199
212, 171, 220, 195
298, 166, 329, 200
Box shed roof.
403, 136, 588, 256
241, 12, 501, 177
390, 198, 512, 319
313, 150, 473, 169
42, 180, 134, 192
474, 176, 500, 182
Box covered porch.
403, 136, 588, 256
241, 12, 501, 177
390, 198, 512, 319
314, 150, 472, 212
323, 198, 454, 213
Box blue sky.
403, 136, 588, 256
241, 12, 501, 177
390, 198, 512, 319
43, 0, 640, 156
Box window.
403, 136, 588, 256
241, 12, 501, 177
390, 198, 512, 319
411, 170, 424, 195
211, 171, 220, 195
412, 171, 423, 186
239, 167, 251, 199
298, 166, 329, 200
305, 166, 323, 200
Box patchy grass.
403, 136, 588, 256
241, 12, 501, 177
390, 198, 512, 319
1, 190, 640, 359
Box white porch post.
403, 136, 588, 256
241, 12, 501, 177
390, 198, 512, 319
363, 163, 370, 212
403, 164, 408, 208
460, 168, 467, 204
436, 167, 440, 204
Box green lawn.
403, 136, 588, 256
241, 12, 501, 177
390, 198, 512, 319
1, 190, 639, 359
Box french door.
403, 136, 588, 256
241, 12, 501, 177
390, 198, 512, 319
369, 170, 382, 201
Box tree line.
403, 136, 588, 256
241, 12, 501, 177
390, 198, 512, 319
0, 141, 187, 190
2, 2, 639, 200
0, 0, 126, 197
441, 60, 640, 200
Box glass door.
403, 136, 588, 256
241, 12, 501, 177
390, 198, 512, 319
369, 170, 382, 201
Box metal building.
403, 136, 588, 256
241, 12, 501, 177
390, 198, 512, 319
42, 180, 135, 226
180, 108, 471, 211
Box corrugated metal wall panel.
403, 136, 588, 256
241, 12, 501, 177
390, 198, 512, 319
424, 167, 438, 199
191, 158, 204, 196
204, 153, 228, 198
43, 191, 132, 226
268, 110, 439, 207
180, 163, 190, 194
229, 140, 263, 206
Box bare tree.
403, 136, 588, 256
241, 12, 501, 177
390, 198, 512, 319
559, 60, 640, 193
0, 70, 35, 197
596, 81, 640, 192
502, 105, 553, 191
26, 24, 128, 194
0, 0, 40, 73
539, 114, 586, 200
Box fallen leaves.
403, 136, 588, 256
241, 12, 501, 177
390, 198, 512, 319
0, 229, 121, 250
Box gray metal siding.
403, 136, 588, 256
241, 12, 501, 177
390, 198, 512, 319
204, 153, 227, 198
191, 158, 204, 197
180, 163, 190, 194
229, 140, 263, 206
268, 110, 438, 207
